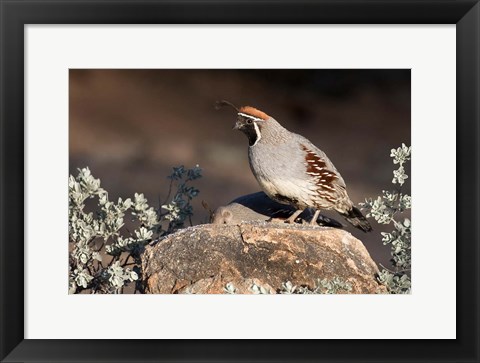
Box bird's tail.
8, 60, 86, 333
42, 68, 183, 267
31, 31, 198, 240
340, 206, 372, 233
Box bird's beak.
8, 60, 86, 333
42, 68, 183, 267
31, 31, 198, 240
233, 121, 242, 130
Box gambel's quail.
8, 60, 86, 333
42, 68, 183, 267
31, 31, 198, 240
216, 101, 372, 232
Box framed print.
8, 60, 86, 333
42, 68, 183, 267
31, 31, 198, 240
1, 1, 479, 362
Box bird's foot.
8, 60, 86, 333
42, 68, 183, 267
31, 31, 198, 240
284, 209, 304, 224
309, 210, 321, 226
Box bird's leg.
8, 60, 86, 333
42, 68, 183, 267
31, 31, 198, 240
285, 209, 304, 224
310, 209, 321, 226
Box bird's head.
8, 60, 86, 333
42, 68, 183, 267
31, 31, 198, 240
215, 100, 270, 147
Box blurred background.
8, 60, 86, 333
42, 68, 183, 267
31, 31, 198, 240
69, 69, 411, 269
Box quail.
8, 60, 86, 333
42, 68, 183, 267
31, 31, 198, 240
216, 101, 372, 232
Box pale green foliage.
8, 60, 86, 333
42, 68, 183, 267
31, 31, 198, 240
280, 281, 297, 294
68, 165, 202, 294
280, 278, 352, 294
250, 283, 273, 294
222, 278, 352, 295
377, 270, 411, 294
223, 282, 237, 294
390, 143, 411, 186
360, 144, 411, 294
315, 278, 353, 294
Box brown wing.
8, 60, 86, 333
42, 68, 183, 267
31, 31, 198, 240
301, 144, 341, 204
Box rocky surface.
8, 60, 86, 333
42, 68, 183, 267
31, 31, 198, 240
211, 191, 343, 228
141, 222, 386, 294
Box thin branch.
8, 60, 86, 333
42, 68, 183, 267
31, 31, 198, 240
122, 253, 133, 267
108, 255, 117, 267
379, 263, 411, 275
161, 179, 175, 207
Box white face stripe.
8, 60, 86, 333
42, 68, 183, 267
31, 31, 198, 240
238, 112, 264, 122
251, 121, 262, 146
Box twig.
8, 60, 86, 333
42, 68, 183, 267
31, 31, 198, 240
161, 179, 175, 207
122, 253, 133, 267
108, 255, 117, 267
379, 263, 411, 275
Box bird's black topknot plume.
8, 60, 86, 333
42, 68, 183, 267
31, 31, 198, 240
215, 100, 239, 112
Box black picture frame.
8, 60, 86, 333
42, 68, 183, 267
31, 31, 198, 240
1, 1, 478, 362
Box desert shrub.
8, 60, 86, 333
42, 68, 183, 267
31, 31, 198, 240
360, 144, 412, 294
279, 279, 352, 294
222, 279, 352, 295
68, 165, 202, 294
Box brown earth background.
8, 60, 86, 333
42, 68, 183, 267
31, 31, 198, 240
69, 69, 411, 270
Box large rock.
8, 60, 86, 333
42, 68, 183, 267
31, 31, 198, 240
141, 222, 385, 294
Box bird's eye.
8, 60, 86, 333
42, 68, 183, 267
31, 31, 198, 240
246, 119, 253, 124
